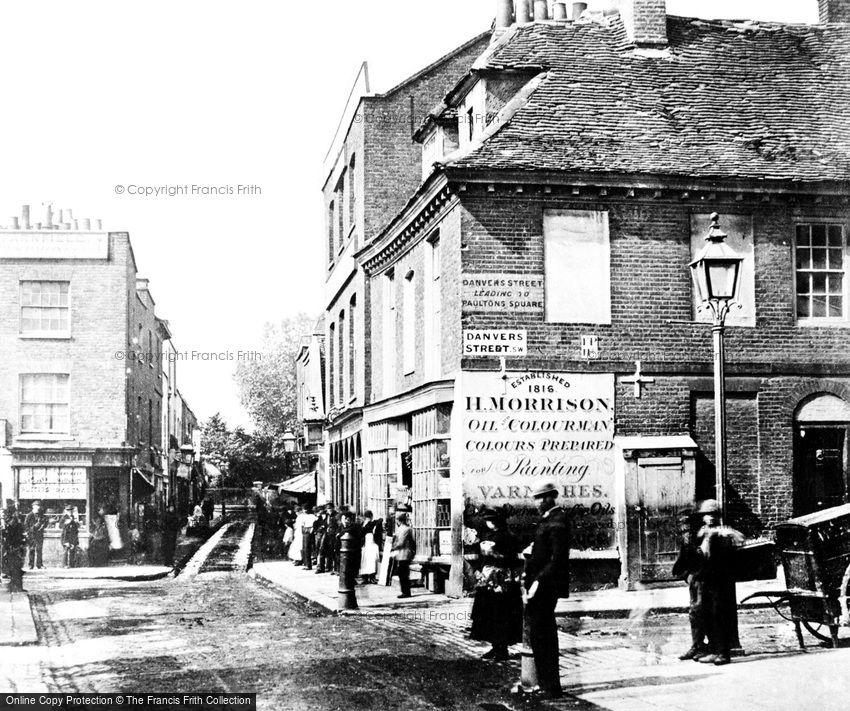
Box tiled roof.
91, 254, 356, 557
447, 16, 850, 183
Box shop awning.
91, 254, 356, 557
133, 467, 155, 489
277, 471, 316, 494
203, 461, 224, 486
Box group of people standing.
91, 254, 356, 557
284, 503, 391, 585
467, 482, 571, 701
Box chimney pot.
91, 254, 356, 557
534, 0, 549, 21
572, 2, 588, 20
10, 216, 19, 230
516, 0, 532, 23
553, 2, 568, 19
21, 205, 31, 230
83, 218, 91, 230
495, 0, 514, 28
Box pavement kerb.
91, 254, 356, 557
1, 592, 39, 646
248, 568, 336, 617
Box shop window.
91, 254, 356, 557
20, 373, 70, 434
544, 209, 611, 324
20, 281, 70, 336
795, 223, 846, 322
17, 466, 87, 528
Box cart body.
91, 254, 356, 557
775, 503, 850, 640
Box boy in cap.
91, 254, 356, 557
523, 481, 570, 700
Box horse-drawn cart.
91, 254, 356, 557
741, 503, 850, 648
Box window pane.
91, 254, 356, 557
812, 248, 827, 270
828, 225, 843, 246
829, 296, 844, 318
828, 249, 844, 270
827, 273, 843, 295
812, 274, 827, 294
811, 224, 827, 246
811, 294, 827, 317
796, 247, 811, 270
796, 295, 810, 317
796, 274, 810, 296
796, 224, 810, 245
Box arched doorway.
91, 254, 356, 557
793, 393, 850, 516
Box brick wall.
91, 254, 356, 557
0, 232, 132, 445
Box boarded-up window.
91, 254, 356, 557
690, 214, 755, 327
544, 209, 611, 324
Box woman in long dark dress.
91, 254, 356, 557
470, 507, 523, 661
88, 507, 110, 567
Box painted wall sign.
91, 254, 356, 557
0, 232, 109, 260
457, 370, 616, 549
463, 329, 527, 357
461, 273, 544, 313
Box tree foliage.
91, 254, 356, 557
234, 313, 315, 441
201, 413, 291, 487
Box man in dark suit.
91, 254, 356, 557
523, 482, 570, 700
24, 501, 48, 569
391, 511, 416, 598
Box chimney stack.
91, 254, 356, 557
9, 216, 19, 230
620, 0, 668, 48
21, 204, 31, 229
495, 0, 514, 28
534, 0, 549, 21
819, 0, 850, 22
572, 2, 588, 20
553, 2, 568, 19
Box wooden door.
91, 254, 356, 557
637, 457, 695, 581
794, 427, 847, 516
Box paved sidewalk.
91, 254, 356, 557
252, 559, 783, 617
0, 592, 38, 645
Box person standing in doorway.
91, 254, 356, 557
3, 502, 26, 592
391, 511, 416, 598
523, 482, 570, 701
89, 506, 110, 567
24, 501, 48, 569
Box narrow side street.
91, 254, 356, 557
2, 517, 849, 711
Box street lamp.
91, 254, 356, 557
689, 212, 745, 524
282, 430, 296, 480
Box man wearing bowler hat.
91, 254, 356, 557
523, 481, 570, 700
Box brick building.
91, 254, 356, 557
320, 31, 490, 514
0, 203, 197, 565
355, 0, 850, 594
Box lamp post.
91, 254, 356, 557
688, 213, 744, 524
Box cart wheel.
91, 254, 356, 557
802, 620, 837, 644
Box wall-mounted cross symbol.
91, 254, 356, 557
622, 360, 655, 399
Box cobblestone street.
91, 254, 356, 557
2, 521, 849, 710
